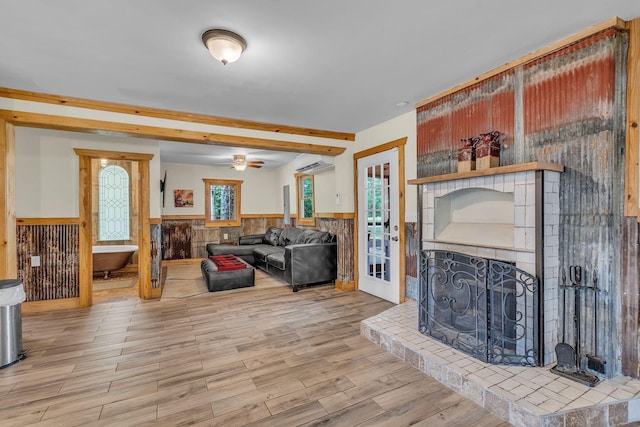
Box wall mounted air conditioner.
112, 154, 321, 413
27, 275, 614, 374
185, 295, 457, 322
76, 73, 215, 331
294, 154, 335, 174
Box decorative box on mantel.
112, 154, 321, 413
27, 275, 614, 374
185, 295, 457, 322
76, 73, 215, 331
408, 162, 564, 366
457, 137, 477, 173
475, 131, 501, 169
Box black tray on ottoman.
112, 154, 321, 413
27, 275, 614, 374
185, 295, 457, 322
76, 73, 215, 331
201, 255, 255, 292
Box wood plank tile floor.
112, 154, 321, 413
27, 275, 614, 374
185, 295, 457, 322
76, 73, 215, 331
0, 265, 510, 426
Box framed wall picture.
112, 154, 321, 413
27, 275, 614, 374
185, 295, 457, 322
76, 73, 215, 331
174, 189, 194, 207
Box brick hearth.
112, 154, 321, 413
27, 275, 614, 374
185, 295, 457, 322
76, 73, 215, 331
361, 301, 640, 427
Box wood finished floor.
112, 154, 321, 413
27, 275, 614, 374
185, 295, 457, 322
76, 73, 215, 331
0, 266, 511, 426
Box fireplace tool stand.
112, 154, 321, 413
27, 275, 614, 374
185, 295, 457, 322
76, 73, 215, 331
551, 265, 599, 387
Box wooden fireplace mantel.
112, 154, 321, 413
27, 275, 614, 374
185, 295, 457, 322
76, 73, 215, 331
407, 162, 564, 185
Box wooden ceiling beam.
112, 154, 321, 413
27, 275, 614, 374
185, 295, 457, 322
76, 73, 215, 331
0, 110, 346, 156
0, 87, 355, 141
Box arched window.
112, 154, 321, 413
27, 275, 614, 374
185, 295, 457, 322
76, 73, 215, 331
98, 165, 130, 241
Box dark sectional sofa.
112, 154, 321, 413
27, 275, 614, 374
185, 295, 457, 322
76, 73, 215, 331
206, 226, 337, 292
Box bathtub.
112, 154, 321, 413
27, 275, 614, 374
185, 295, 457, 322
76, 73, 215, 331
92, 245, 138, 278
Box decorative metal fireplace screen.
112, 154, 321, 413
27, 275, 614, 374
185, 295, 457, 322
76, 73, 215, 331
419, 250, 541, 366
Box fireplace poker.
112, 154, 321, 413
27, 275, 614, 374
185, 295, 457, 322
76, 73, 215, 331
570, 265, 583, 369
586, 269, 606, 374
561, 267, 567, 343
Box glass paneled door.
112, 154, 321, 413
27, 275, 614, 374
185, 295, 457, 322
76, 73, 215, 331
357, 148, 400, 303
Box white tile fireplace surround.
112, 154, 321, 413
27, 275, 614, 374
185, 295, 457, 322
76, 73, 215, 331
418, 163, 563, 366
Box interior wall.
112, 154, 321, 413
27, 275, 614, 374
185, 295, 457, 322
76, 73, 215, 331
15, 127, 161, 218
352, 111, 417, 221
278, 161, 297, 219
313, 169, 337, 213
160, 161, 281, 216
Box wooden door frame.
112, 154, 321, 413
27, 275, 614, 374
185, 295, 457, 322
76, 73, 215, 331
74, 149, 153, 306
353, 137, 407, 303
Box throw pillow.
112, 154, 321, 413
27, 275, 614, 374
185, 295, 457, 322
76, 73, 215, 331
263, 227, 282, 246
301, 229, 322, 244
279, 226, 304, 246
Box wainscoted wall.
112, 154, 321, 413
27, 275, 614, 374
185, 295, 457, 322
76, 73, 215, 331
150, 223, 162, 289
404, 222, 419, 300
415, 28, 628, 376
17, 223, 79, 301
316, 217, 355, 286
161, 216, 286, 260
17, 221, 163, 300
161, 215, 357, 286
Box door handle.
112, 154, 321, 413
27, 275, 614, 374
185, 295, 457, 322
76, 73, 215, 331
391, 236, 399, 241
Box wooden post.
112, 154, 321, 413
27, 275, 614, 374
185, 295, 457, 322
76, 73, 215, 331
139, 160, 152, 299
78, 154, 92, 307
0, 119, 16, 279
626, 18, 640, 218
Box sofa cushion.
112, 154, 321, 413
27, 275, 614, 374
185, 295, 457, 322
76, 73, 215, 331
207, 243, 259, 257
267, 252, 285, 270
278, 227, 305, 246
299, 229, 333, 244
263, 227, 282, 246
253, 245, 284, 262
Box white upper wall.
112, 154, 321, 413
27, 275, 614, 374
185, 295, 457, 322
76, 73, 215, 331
160, 161, 281, 215
15, 127, 161, 218
7, 96, 418, 221
336, 111, 417, 219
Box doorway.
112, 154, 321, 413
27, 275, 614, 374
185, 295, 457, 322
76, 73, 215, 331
74, 149, 153, 307
356, 144, 404, 304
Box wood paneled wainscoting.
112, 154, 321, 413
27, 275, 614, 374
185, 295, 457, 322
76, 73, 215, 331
16, 218, 163, 311
16, 219, 80, 310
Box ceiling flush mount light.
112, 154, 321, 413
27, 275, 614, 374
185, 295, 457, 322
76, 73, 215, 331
202, 29, 246, 65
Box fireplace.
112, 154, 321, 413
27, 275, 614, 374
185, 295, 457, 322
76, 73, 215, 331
417, 163, 563, 365
419, 250, 541, 366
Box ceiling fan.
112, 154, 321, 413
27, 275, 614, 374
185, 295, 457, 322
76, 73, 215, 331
230, 154, 264, 171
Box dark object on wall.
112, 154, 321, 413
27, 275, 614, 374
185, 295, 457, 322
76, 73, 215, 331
160, 170, 167, 208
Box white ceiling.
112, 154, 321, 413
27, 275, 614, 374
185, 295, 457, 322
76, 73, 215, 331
1, 0, 639, 166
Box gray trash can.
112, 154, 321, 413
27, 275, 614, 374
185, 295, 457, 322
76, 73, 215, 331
0, 279, 26, 368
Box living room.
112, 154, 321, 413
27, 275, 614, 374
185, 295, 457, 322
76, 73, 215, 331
2, 2, 640, 425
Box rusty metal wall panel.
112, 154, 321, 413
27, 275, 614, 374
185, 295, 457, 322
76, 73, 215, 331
161, 221, 192, 260
621, 218, 640, 377
520, 32, 626, 376
417, 72, 515, 177
16, 224, 79, 301
414, 29, 629, 377
405, 221, 419, 299
150, 223, 161, 289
